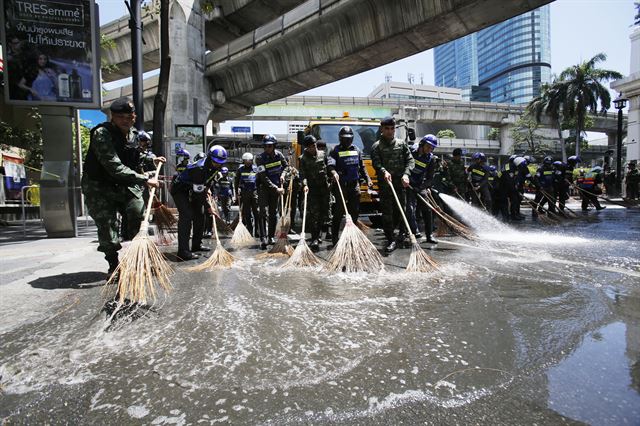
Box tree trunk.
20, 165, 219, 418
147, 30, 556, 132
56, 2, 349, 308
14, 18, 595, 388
152, 0, 171, 159
557, 118, 566, 162
575, 107, 582, 157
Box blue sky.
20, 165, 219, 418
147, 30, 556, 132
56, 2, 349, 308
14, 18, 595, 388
90, 0, 637, 132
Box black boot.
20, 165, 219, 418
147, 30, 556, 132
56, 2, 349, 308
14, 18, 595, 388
260, 237, 268, 249
310, 239, 320, 252
426, 235, 439, 244
385, 240, 397, 253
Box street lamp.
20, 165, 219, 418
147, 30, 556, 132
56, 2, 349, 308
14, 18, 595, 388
613, 93, 628, 196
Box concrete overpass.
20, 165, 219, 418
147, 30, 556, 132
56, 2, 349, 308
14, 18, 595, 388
100, 0, 307, 82
204, 0, 554, 122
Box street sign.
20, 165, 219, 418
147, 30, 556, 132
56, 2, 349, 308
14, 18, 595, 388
232, 126, 251, 133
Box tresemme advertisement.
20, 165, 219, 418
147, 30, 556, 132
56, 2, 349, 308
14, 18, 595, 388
1, 0, 101, 108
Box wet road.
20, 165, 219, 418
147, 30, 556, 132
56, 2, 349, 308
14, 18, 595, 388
1, 204, 639, 425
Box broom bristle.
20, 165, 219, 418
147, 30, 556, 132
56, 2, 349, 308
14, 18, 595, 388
324, 217, 384, 273
105, 231, 173, 305
154, 228, 176, 246
435, 219, 452, 237
356, 219, 372, 234
230, 221, 255, 248
258, 232, 294, 258
154, 203, 177, 231
406, 242, 438, 273
186, 242, 235, 271
214, 214, 232, 235
230, 215, 240, 230
282, 238, 324, 268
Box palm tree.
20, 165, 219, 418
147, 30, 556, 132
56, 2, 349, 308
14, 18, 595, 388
556, 53, 622, 157
527, 80, 567, 161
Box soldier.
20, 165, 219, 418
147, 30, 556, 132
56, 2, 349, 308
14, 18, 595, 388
448, 147, 467, 198
532, 156, 556, 215
171, 145, 227, 260
215, 166, 234, 222
327, 126, 371, 246
282, 163, 300, 233
235, 152, 261, 236
467, 152, 492, 210
317, 139, 334, 242
298, 135, 330, 251
255, 134, 287, 249
81, 97, 162, 275
371, 116, 415, 253
625, 161, 639, 200
406, 134, 439, 243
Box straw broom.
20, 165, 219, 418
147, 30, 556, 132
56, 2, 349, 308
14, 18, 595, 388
230, 200, 255, 248
539, 188, 578, 219
105, 161, 173, 305
207, 193, 233, 235
324, 176, 384, 273
283, 189, 323, 268
387, 180, 438, 273
259, 180, 295, 257
153, 196, 177, 231
426, 192, 472, 232
525, 199, 558, 225
415, 191, 476, 240
569, 181, 631, 208
187, 204, 235, 271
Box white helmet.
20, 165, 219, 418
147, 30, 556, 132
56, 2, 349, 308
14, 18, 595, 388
242, 152, 254, 161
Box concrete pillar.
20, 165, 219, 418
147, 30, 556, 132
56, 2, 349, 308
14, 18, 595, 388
499, 123, 514, 155
165, 0, 213, 146
627, 96, 640, 162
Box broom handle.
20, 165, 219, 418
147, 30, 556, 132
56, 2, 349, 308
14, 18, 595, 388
386, 180, 416, 244
568, 180, 627, 207
280, 184, 285, 213
301, 189, 308, 235
333, 175, 350, 215
212, 200, 220, 243
143, 160, 164, 224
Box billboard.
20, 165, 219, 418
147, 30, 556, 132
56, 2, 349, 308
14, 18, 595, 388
175, 125, 205, 158
0, 0, 101, 108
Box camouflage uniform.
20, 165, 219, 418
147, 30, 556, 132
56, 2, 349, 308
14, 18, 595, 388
81, 122, 149, 271
371, 137, 414, 243
448, 157, 467, 197
282, 165, 300, 230
298, 149, 330, 242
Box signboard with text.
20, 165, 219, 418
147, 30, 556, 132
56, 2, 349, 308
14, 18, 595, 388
0, 0, 101, 108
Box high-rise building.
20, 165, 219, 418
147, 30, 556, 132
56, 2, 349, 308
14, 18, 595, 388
434, 5, 551, 104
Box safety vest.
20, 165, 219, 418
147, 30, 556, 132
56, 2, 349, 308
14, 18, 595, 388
330, 144, 362, 182
579, 171, 596, 189
409, 150, 432, 187
257, 151, 285, 185
238, 164, 258, 191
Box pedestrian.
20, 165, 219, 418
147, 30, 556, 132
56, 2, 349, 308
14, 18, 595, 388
255, 134, 287, 249
448, 148, 467, 199
532, 156, 556, 215
371, 116, 415, 253
467, 152, 492, 210
405, 134, 439, 243
327, 126, 371, 247
81, 97, 163, 276
298, 135, 330, 251
170, 145, 227, 260
235, 152, 261, 237
603, 164, 616, 196
624, 161, 639, 201
216, 166, 234, 222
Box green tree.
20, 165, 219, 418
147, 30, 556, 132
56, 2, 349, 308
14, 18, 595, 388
486, 128, 500, 141
436, 129, 456, 139
0, 109, 43, 170
527, 81, 567, 161
555, 53, 622, 157
510, 113, 547, 156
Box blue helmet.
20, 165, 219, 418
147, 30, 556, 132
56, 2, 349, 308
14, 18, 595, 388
553, 161, 563, 167
509, 154, 517, 162
193, 152, 206, 162
176, 148, 190, 158
137, 130, 151, 142
263, 134, 277, 145
472, 152, 486, 161
208, 145, 227, 164
567, 155, 581, 164
543, 156, 553, 165
221, 166, 229, 174
419, 134, 438, 148
513, 156, 528, 167
489, 165, 497, 172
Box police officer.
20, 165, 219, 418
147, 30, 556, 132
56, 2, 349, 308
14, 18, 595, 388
532, 156, 556, 215
235, 152, 261, 236
298, 135, 330, 251
448, 148, 467, 198
467, 152, 492, 210
175, 148, 191, 174
327, 126, 371, 247
553, 160, 570, 213
171, 145, 227, 260
255, 134, 287, 249
81, 97, 162, 275
497, 156, 524, 221
216, 166, 234, 222
406, 134, 439, 243
371, 116, 415, 253
577, 166, 605, 211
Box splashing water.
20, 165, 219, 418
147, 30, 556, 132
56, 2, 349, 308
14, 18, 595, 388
439, 194, 588, 245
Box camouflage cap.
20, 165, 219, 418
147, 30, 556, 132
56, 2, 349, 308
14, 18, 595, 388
110, 97, 135, 114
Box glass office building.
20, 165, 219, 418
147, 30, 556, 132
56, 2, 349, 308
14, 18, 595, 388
434, 5, 551, 104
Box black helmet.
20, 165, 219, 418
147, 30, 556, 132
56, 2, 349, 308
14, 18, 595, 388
303, 135, 317, 146
263, 134, 277, 145
380, 116, 396, 127
452, 148, 462, 156
339, 126, 354, 140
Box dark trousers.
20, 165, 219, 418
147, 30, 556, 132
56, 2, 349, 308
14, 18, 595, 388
581, 189, 603, 210
534, 187, 556, 213
555, 183, 569, 211
471, 184, 492, 211
258, 186, 279, 239
173, 190, 204, 254
406, 189, 432, 236
331, 181, 360, 241
379, 177, 408, 242
306, 186, 329, 240
240, 190, 261, 237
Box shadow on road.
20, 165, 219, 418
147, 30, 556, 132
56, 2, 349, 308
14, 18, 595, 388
29, 271, 107, 290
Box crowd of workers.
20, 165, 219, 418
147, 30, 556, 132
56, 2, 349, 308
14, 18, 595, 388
82, 97, 640, 275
